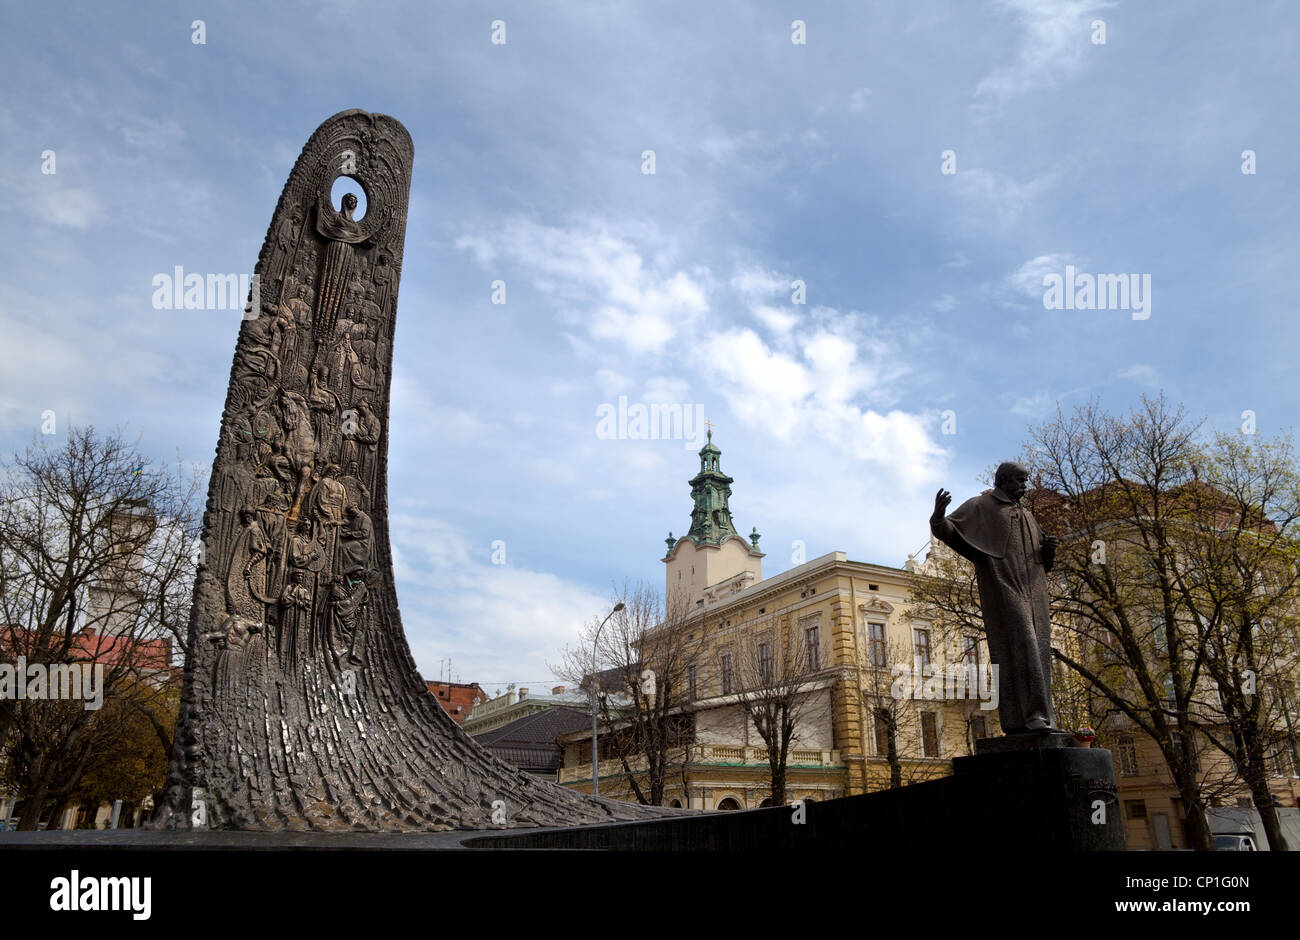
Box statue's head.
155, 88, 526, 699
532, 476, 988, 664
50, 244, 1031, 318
341, 192, 358, 217
994, 461, 1031, 500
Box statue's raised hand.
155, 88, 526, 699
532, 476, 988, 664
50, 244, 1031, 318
932, 488, 952, 522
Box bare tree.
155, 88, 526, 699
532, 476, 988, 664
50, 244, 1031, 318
1024, 394, 1299, 850
731, 606, 830, 805
856, 635, 956, 789
0, 427, 201, 829
1160, 431, 1300, 850
553, 582, 703, 806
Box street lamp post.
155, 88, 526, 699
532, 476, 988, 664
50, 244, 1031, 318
590, 601, 625, 796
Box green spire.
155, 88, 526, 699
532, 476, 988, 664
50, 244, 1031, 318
686, 430, 739, 545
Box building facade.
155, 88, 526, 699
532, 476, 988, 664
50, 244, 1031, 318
559, 435, 999, 809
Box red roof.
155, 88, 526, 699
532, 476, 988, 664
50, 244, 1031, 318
1, 625, 172, 672
425, 680, 487, 724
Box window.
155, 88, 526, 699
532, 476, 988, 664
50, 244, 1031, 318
867, 622, 887, 667
969, 715, 987, 743
921, 712, 940, 757
1152, 615, 1167, 653
961, 635, 982, 670
1117, 734, 1139, 776
913, 628, 931, 670
1269, 738, 1295, 777
804, 624, 821, 671
720, 652, 733, 695
757, 642, 773, 684
874, 713, 891, 758
1170, 730, 1200, 773
1124, 800, 1148, 820
687, 664, 698, 702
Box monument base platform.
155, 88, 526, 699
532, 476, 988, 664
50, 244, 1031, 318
470, 744, 1126, 851
1, 745, 1124, 852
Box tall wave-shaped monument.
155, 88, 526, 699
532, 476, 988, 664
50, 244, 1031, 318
154, 110, 655, 832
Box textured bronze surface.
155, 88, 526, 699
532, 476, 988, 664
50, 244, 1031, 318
153, 110, 658, 831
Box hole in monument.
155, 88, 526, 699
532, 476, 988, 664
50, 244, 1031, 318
330, 176, 368, 220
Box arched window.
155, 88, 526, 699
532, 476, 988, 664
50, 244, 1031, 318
716, 797, 742, 811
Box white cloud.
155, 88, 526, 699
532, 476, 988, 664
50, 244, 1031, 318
1010, 392, 1055, 418
593, 368, 629, 398
1007, 253, 1076, 299
700, 325, 946, 486
848, 87, 872, 112
1116, 364, 1159, 386
955, 167, 1060, 229
457, 220, 709, 354
700, 129, 761, 163
25, 187, 104, 230
731, 264, 791, 298
975, 0, 1114, 103
642, 375, 691, 403
932, 293, 958, 312
753, 303, 799, 334
390, 510, 611, 683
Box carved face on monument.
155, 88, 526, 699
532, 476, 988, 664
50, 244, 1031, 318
340, 192, 358, 221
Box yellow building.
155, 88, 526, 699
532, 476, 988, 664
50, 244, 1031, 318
559, 434, 1000, 809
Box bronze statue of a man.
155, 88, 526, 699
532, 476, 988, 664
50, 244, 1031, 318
930, 461, 1060, 735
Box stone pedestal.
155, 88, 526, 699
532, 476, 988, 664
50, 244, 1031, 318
953, 742, 1125, 851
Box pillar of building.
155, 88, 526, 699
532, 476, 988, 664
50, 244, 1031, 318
828, 598, 867, 795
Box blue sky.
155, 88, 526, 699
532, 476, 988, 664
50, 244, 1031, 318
2, 1, 1297, 691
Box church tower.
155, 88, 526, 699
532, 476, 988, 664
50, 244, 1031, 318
663, 431, 764, 609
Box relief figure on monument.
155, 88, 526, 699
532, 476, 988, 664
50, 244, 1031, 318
340, 504, 374, 578
326, 576, 369, 667
226, 508, 276, 619
212, 615, 263, 697
278, 569, 313, 669
279, 388, 317, 516
340, 398, 379, 481
312, 191, 365, 341
338, 459, 371, 511
307, 364, 339, 458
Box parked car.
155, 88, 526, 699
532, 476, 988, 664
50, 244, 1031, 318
1212, 833, 1258, 851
